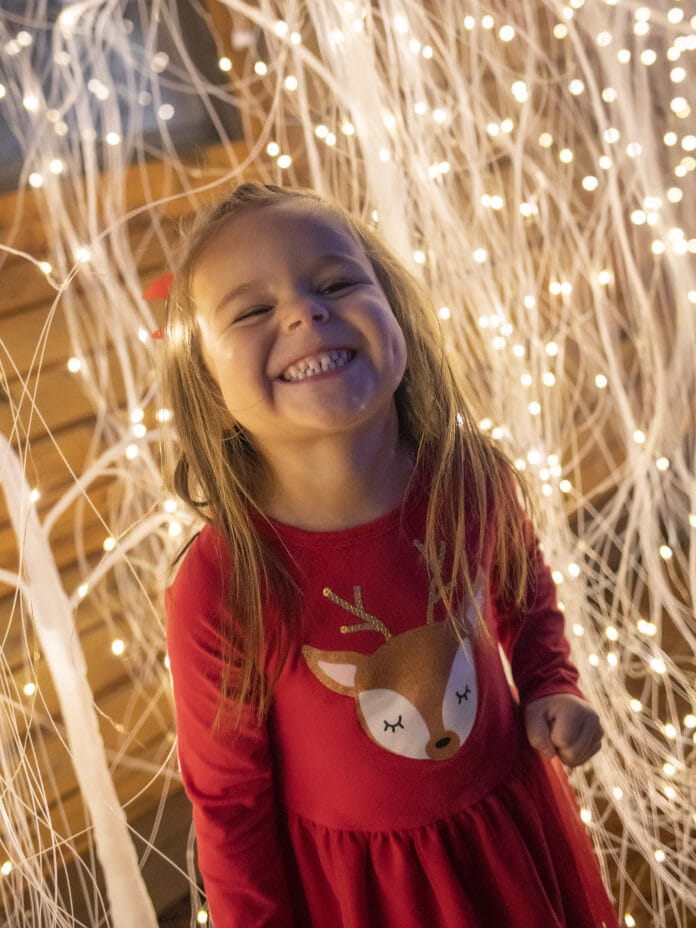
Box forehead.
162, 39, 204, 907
194, 201, 367, 280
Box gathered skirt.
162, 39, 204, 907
286, 746, 619, 928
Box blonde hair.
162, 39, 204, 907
163, 182, 532, 724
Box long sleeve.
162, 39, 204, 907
491, 519, 584, 707
165, 529, 297, 927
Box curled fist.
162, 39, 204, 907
525, 693, 603, 768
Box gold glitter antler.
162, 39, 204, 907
413, 540, 446, 624
323, 586, 393, 640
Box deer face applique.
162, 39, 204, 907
302, 551, 482, 761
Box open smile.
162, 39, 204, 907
278, 349, 356, 383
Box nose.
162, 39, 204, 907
283, 296, 330, 332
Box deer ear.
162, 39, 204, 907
302, 645, 362, 696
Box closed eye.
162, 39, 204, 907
383, 715, 404, 733
235, 305, 272, 322
320, 279, 357, 295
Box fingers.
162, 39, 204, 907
525, 694, 604, 768
524, 703, 557, 760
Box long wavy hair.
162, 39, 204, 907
163, 182, 533, 724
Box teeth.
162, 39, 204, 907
281, 350, 353, 382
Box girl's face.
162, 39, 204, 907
192, 202, 408, 458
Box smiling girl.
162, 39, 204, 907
163, 183, 618, 927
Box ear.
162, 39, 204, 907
302, 645, 364, 696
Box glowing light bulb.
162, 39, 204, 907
633, 429, 646, 444
103, 536, 116, 552
111, 639, 126, 656
266, 142, 280, 157
67, 357, 82, 373
218, 57, 232, 72
650, 657, 667, 674
580, 808, 592, 823
29, 172, 43, 188
595, 374, 608, 388
23, 682, 36, 697
569, 79, 584, 95
602, 87, 617, 103
637, 619, 656, 636
0, 861, 12, 876
284, 76, 298, 91
582, 176, 598, 191
654, 849, 666, 863
438, 306, 451, 320
197, 910, 209, 925
511, 81, 529, 103
658, 545, 672, 561
613, 787, 624, 800
30, 487, 40, 503
559, 480, 572, 493
624, 915, 635, 927
254, 61, 268, 76
78, 583, 89, 598
629, 699, 642, 712
277, 154, 292, 169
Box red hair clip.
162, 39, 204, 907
142, 272, 174, 300
142, 272, 173, 340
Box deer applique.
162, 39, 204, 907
302, 546, 483, 761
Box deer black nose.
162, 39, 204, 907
435, 737, 451, 749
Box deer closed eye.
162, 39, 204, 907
456, 685, 471, 703
383, 715, 404, 733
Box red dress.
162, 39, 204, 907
165, 486, 619, 928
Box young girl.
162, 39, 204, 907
163, 182, 618, 928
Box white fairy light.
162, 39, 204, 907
277, 154, 292, 169
511, 81, 529, 103
218, 57, 231, 72
595, 374, 608, 388
254, 61, 268, 76
283, 76, 298, 91
111, 639, 126, 657
103, 536, 116, 552
637, 619, 657, 636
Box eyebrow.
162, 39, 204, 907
214, 253, 365, 314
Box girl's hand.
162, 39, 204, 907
524, 693, 603, 768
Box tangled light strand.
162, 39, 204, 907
0, 1, 694, 926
